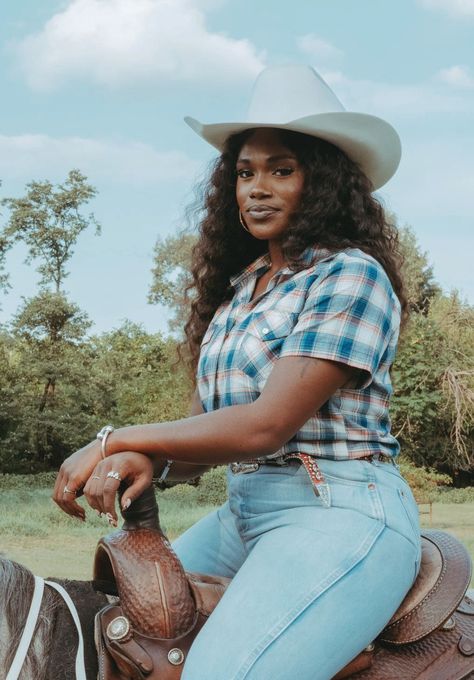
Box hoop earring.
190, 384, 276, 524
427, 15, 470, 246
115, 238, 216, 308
239, 211, 250, 232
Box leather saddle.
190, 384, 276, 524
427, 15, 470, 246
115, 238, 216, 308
93, 486, 474, 680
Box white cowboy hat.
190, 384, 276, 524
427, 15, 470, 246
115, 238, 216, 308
184, 64, 401, 191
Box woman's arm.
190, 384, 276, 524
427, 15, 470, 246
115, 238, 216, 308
106, 356, 352, 464
54, 356, 353, 518
164, 387, 212, 481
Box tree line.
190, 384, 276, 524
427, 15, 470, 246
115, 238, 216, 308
0, 171, 472, 481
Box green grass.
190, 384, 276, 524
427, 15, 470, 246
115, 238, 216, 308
0, 487, 215, 579
1, 483, 473, 586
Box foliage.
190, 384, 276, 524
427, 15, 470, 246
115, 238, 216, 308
160, 466, 228, 506
1, 169, 99, 292
148, 232, 196, 334
391, 292, 474, 477
90, 321, 193, 425
196, 465, 228, 505
397, 225, 440, 313
0, 171, 103, 470
398, 458, 452, 500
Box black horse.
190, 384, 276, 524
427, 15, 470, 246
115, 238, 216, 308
0, 556, 107, 679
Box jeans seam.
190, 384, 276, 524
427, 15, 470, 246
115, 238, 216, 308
232, 521, 385, 680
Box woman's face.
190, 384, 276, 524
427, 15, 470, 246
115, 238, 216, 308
235, 128, 305, 242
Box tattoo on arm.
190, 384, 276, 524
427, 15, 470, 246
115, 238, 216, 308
298, 356, 320, 379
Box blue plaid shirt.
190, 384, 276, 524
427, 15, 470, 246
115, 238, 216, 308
197, 246, 401, 460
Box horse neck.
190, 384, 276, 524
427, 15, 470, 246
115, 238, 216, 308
0, 559, 106, 680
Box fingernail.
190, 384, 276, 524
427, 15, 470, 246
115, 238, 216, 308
122, 498, 131, 511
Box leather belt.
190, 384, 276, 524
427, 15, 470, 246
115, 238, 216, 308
229, 453, 397, 510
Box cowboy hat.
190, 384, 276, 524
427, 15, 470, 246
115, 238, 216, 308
184, 64, 401, 191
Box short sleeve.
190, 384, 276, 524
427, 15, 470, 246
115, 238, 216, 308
279, 255, 400, 387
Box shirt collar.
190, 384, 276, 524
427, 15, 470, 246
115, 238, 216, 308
229, 245, 334, 290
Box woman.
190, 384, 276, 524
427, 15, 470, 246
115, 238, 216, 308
53, 65, 421, 680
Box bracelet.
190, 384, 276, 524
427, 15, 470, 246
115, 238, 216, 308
96, 425, 115, 460
156, 460, 173, 483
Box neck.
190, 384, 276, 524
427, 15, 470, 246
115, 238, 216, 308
267, 240, 286, 272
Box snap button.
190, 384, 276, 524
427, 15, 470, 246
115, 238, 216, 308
368, 483, 376, 490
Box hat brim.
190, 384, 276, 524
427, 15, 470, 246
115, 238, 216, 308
184, 111, 401, 191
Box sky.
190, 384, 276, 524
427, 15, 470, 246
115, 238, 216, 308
0, 0, 473, 335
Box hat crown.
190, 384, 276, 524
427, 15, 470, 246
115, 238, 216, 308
246, 65, 345, 124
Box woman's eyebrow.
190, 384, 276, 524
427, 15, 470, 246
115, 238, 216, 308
236, 153, 297, 165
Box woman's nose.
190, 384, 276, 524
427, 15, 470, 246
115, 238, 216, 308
249, 184, 271, 199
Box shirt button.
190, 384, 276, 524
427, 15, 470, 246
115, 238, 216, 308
368, 483, 376, 490
262, 327, 270, 334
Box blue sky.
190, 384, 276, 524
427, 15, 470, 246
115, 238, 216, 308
1, 0, 473, 334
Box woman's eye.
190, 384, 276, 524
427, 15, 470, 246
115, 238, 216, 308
274, 167, 294, 176
236, 169, 252, 178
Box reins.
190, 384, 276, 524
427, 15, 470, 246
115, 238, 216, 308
6, 576, 87, 680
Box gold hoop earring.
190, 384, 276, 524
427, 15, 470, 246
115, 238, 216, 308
239, 211, 250, 232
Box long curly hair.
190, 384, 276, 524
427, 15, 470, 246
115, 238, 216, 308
184, 128, 407, 376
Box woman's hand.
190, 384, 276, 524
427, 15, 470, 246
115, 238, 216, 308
52, 440, 103, 520
83, 451, 154, 526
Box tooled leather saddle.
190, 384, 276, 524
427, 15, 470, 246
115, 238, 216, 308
93, 486, 474, 680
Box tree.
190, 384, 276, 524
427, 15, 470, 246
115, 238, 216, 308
1, 295, 96, 469
1, 169, 99, 292
392, 292, 474, 480
0, 171, 100, 469
91, 321, 193, 426
398, 226, 440, 313
148, 232, 196, 334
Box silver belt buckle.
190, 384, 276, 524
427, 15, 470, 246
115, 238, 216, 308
230, 462, 260, 474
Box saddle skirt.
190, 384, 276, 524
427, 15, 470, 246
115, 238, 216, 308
93, 486, 474, 680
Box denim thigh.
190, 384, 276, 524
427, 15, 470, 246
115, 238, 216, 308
173, 459, 421, 680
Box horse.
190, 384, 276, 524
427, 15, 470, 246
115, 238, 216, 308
0, 555, 107, 680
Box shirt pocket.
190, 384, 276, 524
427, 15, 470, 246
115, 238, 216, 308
236, 311, 297, 378
247, 310, 296, 341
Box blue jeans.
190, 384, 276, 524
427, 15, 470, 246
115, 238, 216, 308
172, 458, 422, 680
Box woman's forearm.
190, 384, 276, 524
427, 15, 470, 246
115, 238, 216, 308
106, 403, 277, 465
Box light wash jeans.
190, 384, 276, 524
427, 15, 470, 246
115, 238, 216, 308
172, 458, 422, 680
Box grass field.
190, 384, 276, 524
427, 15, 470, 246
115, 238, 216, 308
1, 486, 473, 586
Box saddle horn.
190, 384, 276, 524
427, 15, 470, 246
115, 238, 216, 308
93, 485, 196, 639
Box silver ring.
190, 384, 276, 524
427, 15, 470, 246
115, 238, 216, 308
63, 485, 76, 495
92, 475, 101, 480
106, 470, 122, 481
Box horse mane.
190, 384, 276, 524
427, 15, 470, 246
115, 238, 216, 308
0, 556, 61, 680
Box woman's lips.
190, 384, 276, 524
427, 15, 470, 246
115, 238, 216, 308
247, 206, 280, 220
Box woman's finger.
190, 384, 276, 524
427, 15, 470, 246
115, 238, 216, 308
120, 473, 153, 512
102, 469, 123, 525
84, 468, 104, 513
60, 479, 86, 520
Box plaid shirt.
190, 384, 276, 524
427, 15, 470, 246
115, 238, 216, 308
197, 246, 401, 460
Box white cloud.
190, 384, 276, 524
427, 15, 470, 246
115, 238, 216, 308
14, 0, 265, 91
0, 134, 200, 185
297, 34, 344, 64
437, 65, 474, 89
319, 70, 474, 117
418, 0, 474, 17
